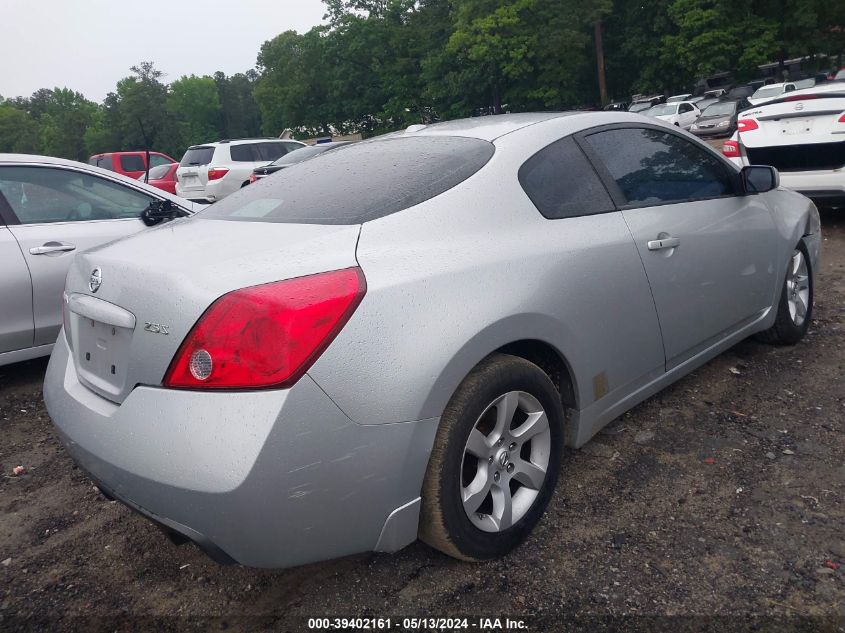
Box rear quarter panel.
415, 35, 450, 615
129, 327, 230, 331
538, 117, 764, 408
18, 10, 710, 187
308, 116, 666, 434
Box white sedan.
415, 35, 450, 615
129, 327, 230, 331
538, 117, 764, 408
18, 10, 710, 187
722, 82, 845, 208
644, 101, 701, 130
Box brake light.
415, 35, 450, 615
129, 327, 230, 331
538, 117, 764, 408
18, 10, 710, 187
163, 268, 366, 390
737, 119, 758, 133
722, 140, 740, 158
207, 167, 229, 181
249, 173, 257, 184
781, 94, 819, 102
838, 113, 845, 123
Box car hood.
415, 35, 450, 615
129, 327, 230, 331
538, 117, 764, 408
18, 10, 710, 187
63, 217, 361, 403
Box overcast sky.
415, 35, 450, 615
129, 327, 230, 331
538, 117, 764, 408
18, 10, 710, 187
0, 0, 326, 102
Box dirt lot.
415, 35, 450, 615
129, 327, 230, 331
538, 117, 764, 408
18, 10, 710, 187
1, 212, 843, 632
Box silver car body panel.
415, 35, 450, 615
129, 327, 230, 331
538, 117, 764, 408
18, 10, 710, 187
44, 112, 821, 567
0, 154, 198, 366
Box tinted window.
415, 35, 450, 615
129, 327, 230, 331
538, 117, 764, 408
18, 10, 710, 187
518, 137, 614, 219
0, 167, 154, 224
120, 155, 145, 172
269, 144, 339, 166
180, 147, 215, 166
89, 155, 113, 170
230, 144, 257, 162
255, 142, 291, 161
201, 136, 494, 225
585, 127, 734, 206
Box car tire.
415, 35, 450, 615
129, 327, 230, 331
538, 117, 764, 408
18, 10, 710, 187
419, 353, 563, 561
757, 241, 813, 345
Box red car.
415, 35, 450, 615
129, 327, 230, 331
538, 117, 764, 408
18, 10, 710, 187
88, 151, 177, 179
137, 162, 179, 194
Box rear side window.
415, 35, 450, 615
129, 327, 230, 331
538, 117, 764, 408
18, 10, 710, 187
90, 155, 113, 171
201, 136, 494, 225
120, 155, 145, 172
256, 142, 291, 161
181, 147, 215, 166
230, 144, 257, 162
584, 127, 734, 206
518, 137, 615, 219
149, 154, 172, 168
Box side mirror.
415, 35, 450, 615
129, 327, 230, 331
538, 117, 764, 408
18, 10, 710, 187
141, 199, 188, 226
742, 165, 779, 194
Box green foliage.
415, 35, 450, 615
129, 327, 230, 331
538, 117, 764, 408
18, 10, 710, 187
168, 75, 222, 147
4, 0, 845, 159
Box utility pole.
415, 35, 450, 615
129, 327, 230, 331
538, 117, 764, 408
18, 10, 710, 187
595, 20, 608, 107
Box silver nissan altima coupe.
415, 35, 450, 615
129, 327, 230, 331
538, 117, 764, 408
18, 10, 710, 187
45, 112, 820, 568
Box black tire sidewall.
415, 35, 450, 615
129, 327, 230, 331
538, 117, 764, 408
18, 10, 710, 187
434, 356, 563, 560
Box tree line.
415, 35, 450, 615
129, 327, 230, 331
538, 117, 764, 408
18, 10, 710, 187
1, 0, 843, 162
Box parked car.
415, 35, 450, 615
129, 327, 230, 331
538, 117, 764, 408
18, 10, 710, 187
835, 69, 845, 82
45, 112, 820, 569
722, 82, 845, 208
689, 96, 720, 112
175, 138, 306, 203
249, 142, 351, 183
0, 154, 196, 367
137, 162, 179, 194
690, 99, 751, 138
645, 101, 701, 129
748, 82, 797, 105
602, 102, 629, 112
628, 95, 664, 112
666, 93, 692, 103
725, 85, 754, 100
88, 152, 177, 180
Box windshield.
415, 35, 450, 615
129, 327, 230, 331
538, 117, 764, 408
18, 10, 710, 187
201, 136, 495, 225
701, 102, 736, 117
628, 102, 652, 113
269, 144, 340, 166
752, 86, 784, 100
648, 104, 678, 116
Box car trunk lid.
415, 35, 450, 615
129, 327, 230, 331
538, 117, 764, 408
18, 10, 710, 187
64, 217, 361, 403
740, 92, 845, 149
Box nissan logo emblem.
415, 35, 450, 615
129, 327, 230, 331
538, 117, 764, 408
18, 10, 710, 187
89, 268, 102, 293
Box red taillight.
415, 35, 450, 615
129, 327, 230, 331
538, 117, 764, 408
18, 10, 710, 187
163, 268, 366, 390
722, 140, 740, 158
248, 173, 257, 184
781, 94, 819, 102
838, 113, 845, 123
207, 167, 229, 181
737, 119, 758, 133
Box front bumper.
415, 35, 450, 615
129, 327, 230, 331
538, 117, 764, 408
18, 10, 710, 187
44, 335, 438, 568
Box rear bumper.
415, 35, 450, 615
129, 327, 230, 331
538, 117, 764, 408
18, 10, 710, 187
779, 170, 845, 207
44, 335, 438, 568
175, 178, 238, 203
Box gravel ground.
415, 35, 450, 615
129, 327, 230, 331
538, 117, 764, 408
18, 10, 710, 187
1, 211, 843, 633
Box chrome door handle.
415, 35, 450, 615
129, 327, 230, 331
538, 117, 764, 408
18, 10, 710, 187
30, 242, 77, 255
647, 237, 680, 251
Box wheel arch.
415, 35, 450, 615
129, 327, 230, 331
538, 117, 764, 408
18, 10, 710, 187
420, 314, 582, 425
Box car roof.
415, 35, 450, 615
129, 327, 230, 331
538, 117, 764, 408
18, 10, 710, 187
187, 138, 299, 149
398, 113, 577, 141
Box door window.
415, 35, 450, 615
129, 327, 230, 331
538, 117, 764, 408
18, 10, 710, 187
230, 144, 258, 162
0, 167, 154, 224
679, 103, 692, 113
119, 154, 145, 172
584, 127, 735, 207
518, 136, 615, 219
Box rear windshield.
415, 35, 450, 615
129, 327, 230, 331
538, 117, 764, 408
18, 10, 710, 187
201, 136, 495, 225
142, 164, 172, 180
180, 147, 215, 166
